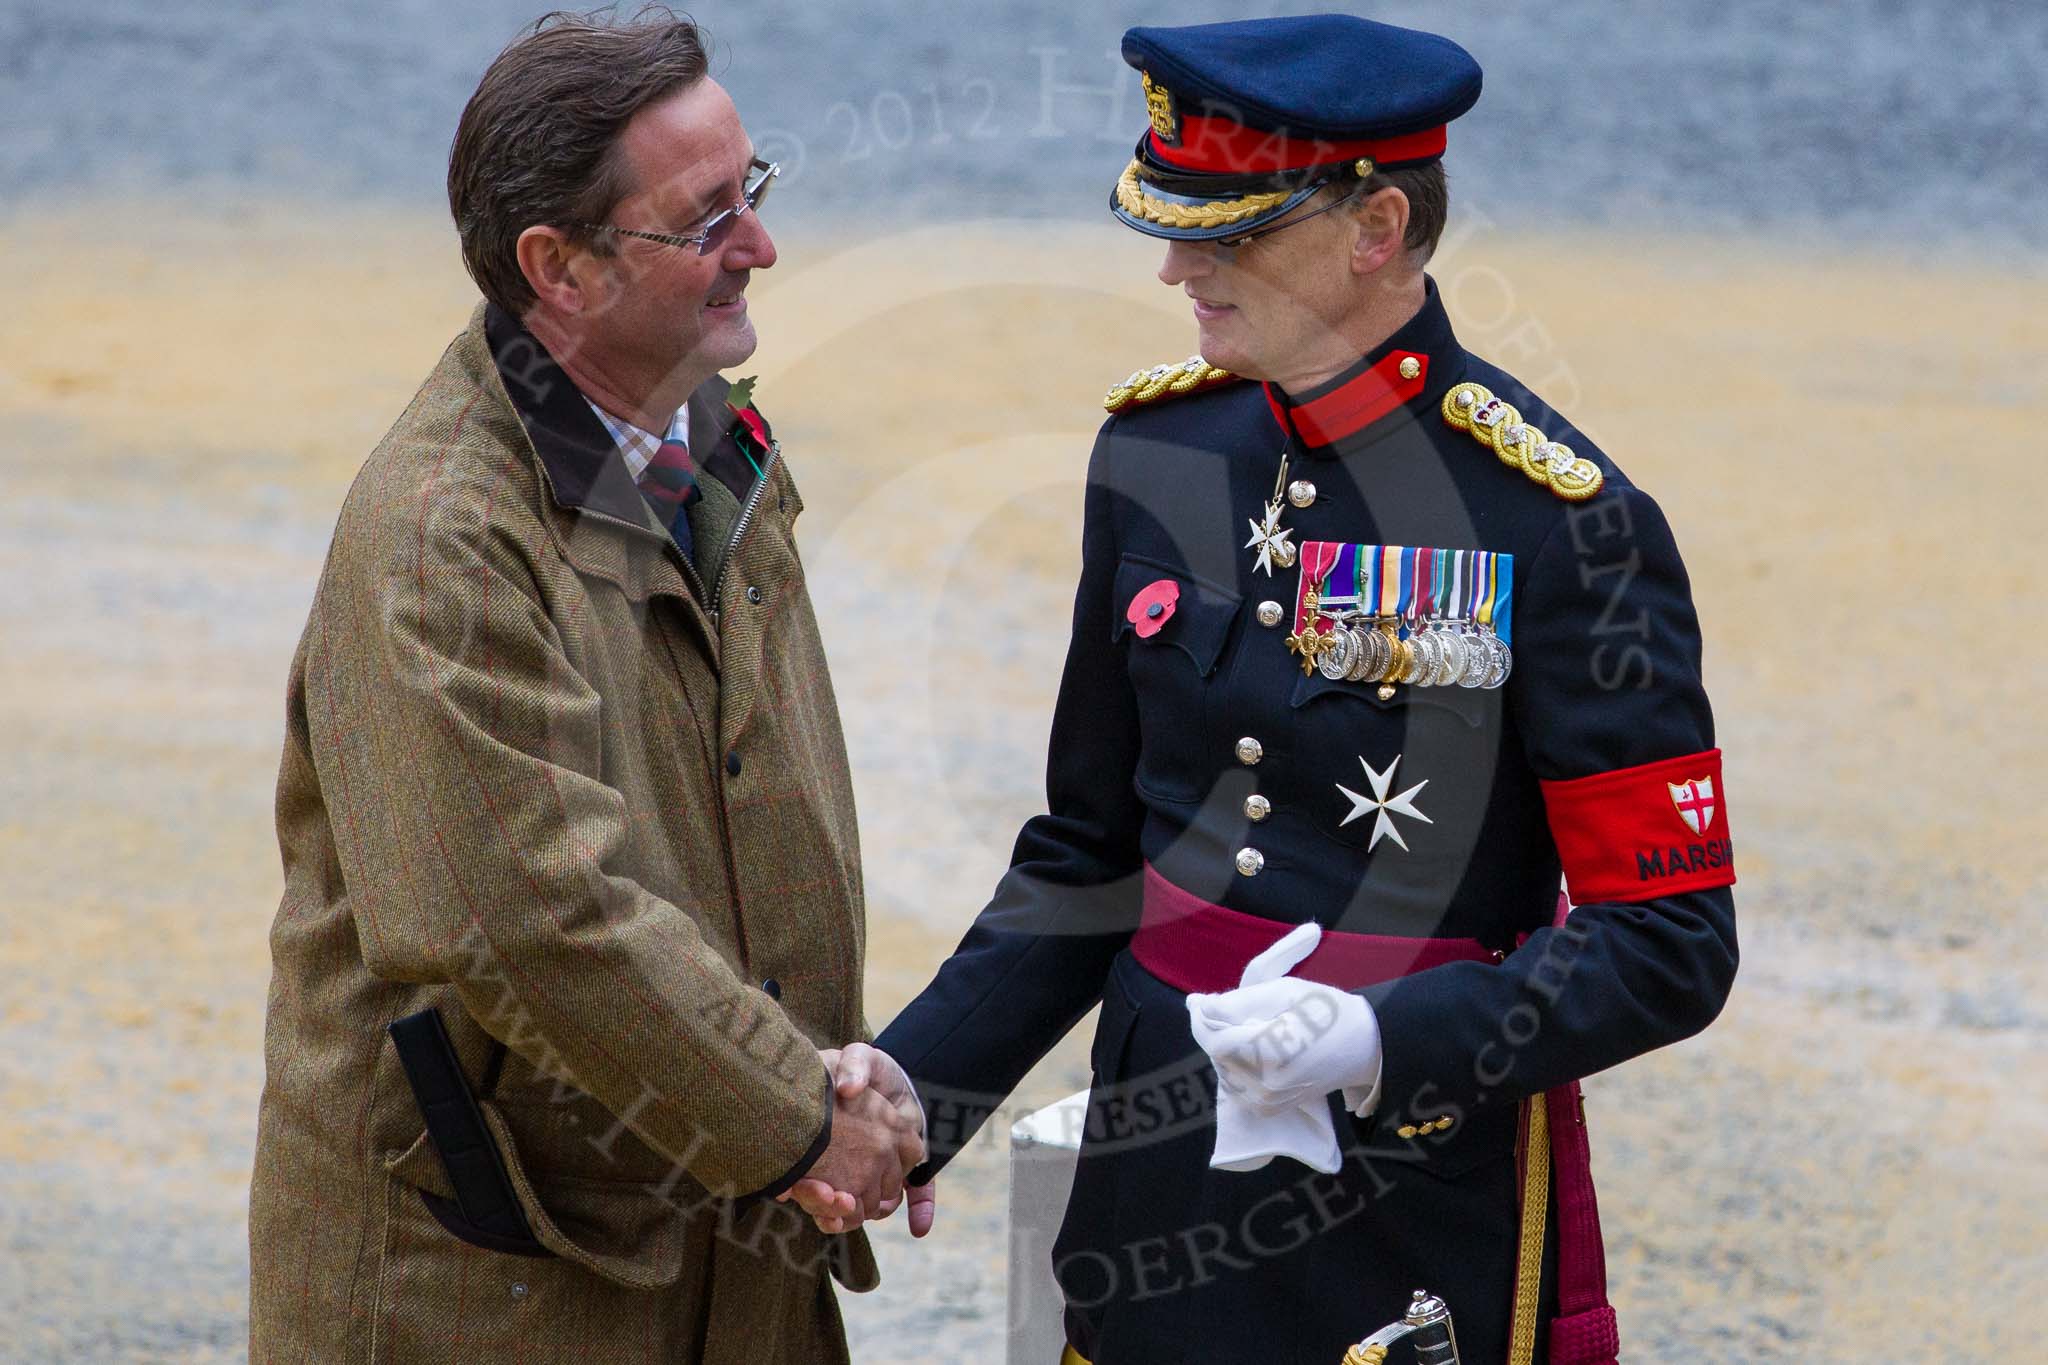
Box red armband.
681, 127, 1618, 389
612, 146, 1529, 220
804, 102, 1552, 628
1538, 749, 1735, 903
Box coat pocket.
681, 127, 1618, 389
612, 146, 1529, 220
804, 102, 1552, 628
368, 1171, 694, 1365
1111, 553, 1243, 803
383, 1102, 695, 1291
1087, 950, 1147, 1085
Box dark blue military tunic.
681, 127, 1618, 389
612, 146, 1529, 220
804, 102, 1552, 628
878, 279, 1738, 1364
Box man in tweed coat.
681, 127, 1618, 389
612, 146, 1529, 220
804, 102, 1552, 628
248, 13, 921, 1361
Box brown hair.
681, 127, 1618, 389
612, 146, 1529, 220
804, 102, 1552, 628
448, 7, 711, 316
1362, 160, 1450, 262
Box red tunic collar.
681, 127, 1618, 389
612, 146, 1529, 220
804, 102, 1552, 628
1262, 279, 1456, 453
1264, 350, 1429, 448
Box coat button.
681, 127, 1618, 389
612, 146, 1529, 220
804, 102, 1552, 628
746, 585, 764, 605
1256, 600, 1284, 628
1234, 847, 1265, 877
509, 1282, 529, 1301
762, 978, 781, 1000
1399, 355, 1423, 380
1244, 794, 1270, 822
1234, 737, 1263, 766
1287, 480, 1317, 509
725, 750, 742, 776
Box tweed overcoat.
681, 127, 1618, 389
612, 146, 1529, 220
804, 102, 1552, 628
250, 302, 875, 1363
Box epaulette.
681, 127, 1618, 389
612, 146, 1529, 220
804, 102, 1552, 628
1103, 356, 1238, 413
1440, 381, 1604, 502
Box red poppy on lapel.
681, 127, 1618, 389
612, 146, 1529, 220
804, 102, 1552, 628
730, 402, 771, 451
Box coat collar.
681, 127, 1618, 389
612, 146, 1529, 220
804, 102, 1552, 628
483, 303, 745, 527
1262, 275, 1465, 458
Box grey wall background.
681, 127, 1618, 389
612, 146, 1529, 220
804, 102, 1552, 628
4, 0, 2044, 246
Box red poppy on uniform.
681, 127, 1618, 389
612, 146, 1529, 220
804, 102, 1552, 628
1126, 578, 1181, 638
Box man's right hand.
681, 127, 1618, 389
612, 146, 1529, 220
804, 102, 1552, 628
790, 1062, 924, 1226
780, 1043, 937, 1236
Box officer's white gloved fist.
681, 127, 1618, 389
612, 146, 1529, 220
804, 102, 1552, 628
1188, 974, 1379, 1106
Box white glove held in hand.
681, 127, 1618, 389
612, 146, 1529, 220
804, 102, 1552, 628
1186, 922, 1384, 1174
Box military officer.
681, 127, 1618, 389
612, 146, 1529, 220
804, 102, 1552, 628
820, 15, 1739, 1363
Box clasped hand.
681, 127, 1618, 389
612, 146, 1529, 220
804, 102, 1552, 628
775, 1042, 937, 1238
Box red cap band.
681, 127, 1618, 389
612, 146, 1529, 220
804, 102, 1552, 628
1539, 749, 1736, 904
1150, 119, 1447, 176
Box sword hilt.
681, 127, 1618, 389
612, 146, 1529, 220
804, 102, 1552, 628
1342, 1290, 1460, 1365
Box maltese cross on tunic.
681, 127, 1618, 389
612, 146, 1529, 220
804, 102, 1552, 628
1244, 500, 1297, 577
1336, 753, 1434, 852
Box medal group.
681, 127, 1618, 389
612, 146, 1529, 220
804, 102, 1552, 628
1285, 541, 1515, 701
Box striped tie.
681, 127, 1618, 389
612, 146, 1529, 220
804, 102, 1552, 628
637, 438, 702, 527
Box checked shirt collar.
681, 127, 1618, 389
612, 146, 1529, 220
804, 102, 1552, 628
586, 400, 688, 482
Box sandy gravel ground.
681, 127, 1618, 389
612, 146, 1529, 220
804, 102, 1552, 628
0, 205, 2043, 1361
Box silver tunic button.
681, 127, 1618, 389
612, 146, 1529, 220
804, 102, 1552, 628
1256, 600, 1284, 628
1287, 480, 1317, 509
1235, 847, 1265, 876
1244, 794, 1271, 822
1235, 737, 1264, 766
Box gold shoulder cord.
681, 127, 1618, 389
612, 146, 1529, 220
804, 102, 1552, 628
1441, 381, 1605, 502
1506, 1095, 1551, 1365
1103, 355, 1235, 412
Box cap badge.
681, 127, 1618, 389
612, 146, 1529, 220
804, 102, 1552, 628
1141, 72, 1180, 144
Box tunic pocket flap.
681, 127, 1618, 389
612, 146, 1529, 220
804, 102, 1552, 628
1290, 665, 1496, 729
1350, 1098, 1515, 1183
1111, 552, 1241, 677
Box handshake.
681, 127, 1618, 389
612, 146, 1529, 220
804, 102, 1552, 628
776, 1042, 936, 1238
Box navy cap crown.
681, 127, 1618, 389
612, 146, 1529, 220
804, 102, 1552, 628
1122, 15, 1482, 141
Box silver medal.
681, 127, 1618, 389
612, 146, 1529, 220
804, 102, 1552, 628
1349, 622, 1390, 682
1455, 625, 1488, 688
1317, 625, 1359, 680
1479, 630, 1511, 689
1409, 628, 1445, 688
1433, 625, 1471, 687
